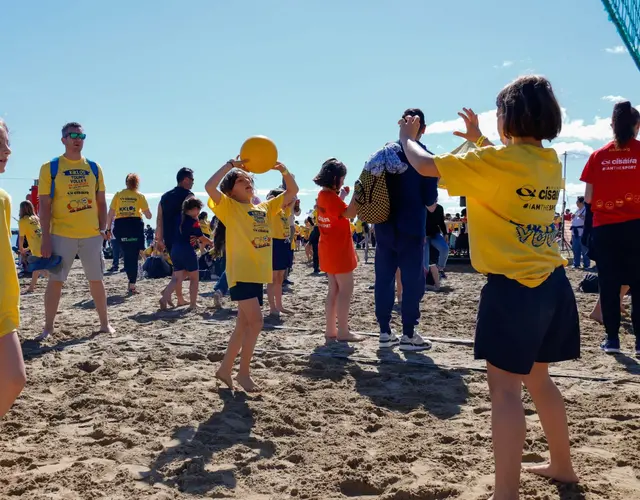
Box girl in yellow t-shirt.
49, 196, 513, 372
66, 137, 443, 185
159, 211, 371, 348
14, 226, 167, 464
398, 76, 579, 496
266, 188, 294, 318
0, 119, 26, 418
205, 158, 299, 393
18, 201, 47, 293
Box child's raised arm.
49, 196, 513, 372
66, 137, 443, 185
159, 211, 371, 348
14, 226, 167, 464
205, 159, 247, 204
274, 163, 299, 206
400, 109, 495, 178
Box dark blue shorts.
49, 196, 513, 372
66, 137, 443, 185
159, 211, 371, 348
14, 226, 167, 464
272, 238, 292, 271
230, 282, 264, 306
170, 244, 198, 273
475, 266, 580, 375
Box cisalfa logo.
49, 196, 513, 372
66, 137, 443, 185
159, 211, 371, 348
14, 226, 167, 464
516, 185, 536, 201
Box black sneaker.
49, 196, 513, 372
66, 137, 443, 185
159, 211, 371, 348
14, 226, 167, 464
439, 270, 447, 280
600, 338, 621, 354
283, 279, 294, 286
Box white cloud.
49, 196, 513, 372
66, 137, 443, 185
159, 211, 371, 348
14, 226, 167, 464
602, 95, 626, 103
550, 141, 594, 156
427, 106, 621, 143
493, 60, 513, 69
605, 45, 627, 54
426, 109, 500, 141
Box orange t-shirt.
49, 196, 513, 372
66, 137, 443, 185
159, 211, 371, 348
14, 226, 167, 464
317, 189, 357, 274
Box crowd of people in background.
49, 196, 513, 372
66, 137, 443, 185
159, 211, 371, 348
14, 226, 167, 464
2, 75, 640, 499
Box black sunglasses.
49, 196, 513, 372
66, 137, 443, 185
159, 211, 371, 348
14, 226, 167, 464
65, 133, 87, 140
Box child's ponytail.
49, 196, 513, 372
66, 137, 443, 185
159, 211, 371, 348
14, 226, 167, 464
612, 101, 640, 148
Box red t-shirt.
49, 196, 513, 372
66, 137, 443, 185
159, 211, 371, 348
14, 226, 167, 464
580, 139, 640, 227
317, 189, 357, 275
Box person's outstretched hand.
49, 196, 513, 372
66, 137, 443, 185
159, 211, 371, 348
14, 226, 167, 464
398, 116, 421, 142
339, 186, 350, 200
453, 108, 483, 143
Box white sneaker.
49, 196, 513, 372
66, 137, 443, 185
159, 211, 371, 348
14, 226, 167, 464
379, 331, 400, 349
399, 333, 432, 352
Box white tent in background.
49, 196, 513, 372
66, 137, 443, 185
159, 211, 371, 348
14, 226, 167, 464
450, 140, 477, 155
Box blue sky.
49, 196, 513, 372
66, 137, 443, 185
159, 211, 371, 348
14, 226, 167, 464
2, 0, 639, 222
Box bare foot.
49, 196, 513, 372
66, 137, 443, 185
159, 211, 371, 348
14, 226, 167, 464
235, 373, 261, 393
337, 332, 365, 342
34, 329, 52, 342
279, 307, 294, 315
159, 298, 169, 311
176, 300, 189, 307
21, 288, 35, 295
268, 311, 281, 319
325, 335, 338, 344
589, 311, 603, 324
99, 324, 116, 334
524, 463, 579, 484
215, 369, 235, 390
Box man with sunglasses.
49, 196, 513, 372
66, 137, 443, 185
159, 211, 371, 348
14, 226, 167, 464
155, 167, 195, 305
37, 122, 114, 340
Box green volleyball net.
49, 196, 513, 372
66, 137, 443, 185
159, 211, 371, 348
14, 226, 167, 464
601, 0, 640, 71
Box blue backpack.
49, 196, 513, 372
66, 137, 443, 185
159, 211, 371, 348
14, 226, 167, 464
49, 157, 100, 199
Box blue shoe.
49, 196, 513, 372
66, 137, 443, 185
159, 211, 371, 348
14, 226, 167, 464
600, 338, 621, 354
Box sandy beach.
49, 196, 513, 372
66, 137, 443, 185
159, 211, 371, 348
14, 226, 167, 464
1, 253, 638, 500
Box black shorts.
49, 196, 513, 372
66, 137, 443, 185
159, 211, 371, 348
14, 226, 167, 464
475, 266, 580, 375
230, 282, 264, 306
272, 238, 291, 271
171, 244, 198, 273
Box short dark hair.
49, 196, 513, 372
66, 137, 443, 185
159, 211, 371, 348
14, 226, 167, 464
177, 167, 194, 184
61, 122, 82, 137
267, 188, 284, 199
182, 197, 203, 213
313, 158, 347, 190
402, 108, 426, 130
612, 101, 640, 148
577, 196, 585, 204
496, 76, 562, 141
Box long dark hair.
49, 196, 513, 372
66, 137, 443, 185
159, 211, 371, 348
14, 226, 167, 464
212, 218, 226, 258
19, 200, 37, 220
612, 101, 640, 148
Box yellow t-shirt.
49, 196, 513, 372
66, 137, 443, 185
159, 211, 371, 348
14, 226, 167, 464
355, 219, 363, 234
0, 189, 20, 337
110, 189, 149, 219
18, 215, 43, 257
38, 156, 106, 238
270, 206, 292, 240
211, 193, 284, 288
435, 144, 566, 287
201, 222, 212, 238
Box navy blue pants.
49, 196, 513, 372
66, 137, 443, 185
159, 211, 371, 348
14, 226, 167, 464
374, 227, 425, 338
